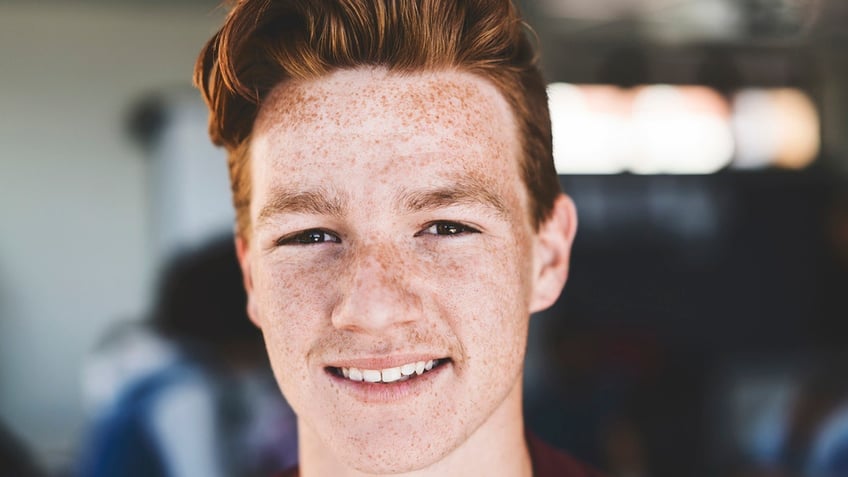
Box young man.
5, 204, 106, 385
194, 1, 595, 476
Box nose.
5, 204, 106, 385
330, 244, 422, 334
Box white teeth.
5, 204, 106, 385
381, 367, 402, 383
400, 364, 416, 376
362, 369, 381, 383
336, 359, 442, 383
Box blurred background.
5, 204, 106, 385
1, 0, 847, 476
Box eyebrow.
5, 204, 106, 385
256, 175, 510, 225
256, 188, 347, 226
397, 175, 509, 218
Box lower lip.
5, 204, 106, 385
325, 362, 450, 404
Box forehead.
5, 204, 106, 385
250, 68, 524, 208
254, 67, 514, 136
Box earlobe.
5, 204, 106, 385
235, 236, 262, 328
529, 194, 578, 314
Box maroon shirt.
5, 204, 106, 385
275, 433, 604, 477
525, 433, 605, 477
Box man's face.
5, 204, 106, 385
241, 67, 569, 473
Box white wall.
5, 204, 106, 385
0, 3, 225, 469
148, 89, 234, 267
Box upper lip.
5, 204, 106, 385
325, 354, 449, 370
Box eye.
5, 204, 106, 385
418, 221, 480, 237
276, 229, 341, 246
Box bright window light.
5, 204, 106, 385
549, 83, 820, 174
548, 83, 628, 174
731, 90, 779, 169
733, 89, 820, 170
630, 85, 733, 174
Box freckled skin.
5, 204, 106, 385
242, 68, 563, 476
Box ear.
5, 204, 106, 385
235, 235, 262, 328
529, 194, 578, 314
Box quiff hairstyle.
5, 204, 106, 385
194, 0, 560, 238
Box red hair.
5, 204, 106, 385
194, 0, 559, 237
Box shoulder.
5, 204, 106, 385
527, 432, 606, 477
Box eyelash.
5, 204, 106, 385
416, 221, 481, 237
275, 229, 340, 246
275, 221, 480, 246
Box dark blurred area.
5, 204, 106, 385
0, 421, 45, 477
75, 237, 297, 477
520, 1, 848, 476
149, 236, 259, 352
525, 171, 848, 477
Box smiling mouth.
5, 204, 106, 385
328, 358, 449, 384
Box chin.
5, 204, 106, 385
330, 424, 457, 475
348, 458, 429, 475
344, 450, 439, 475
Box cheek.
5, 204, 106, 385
429, 238, 533, 356
254, 254, 338, 314
252, 261, 332, 379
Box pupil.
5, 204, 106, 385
438, 223, 459, 235
301, 231, 323, 243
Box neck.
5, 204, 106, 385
297, 379, 531, 477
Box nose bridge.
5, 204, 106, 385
332, 241, 420, 333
